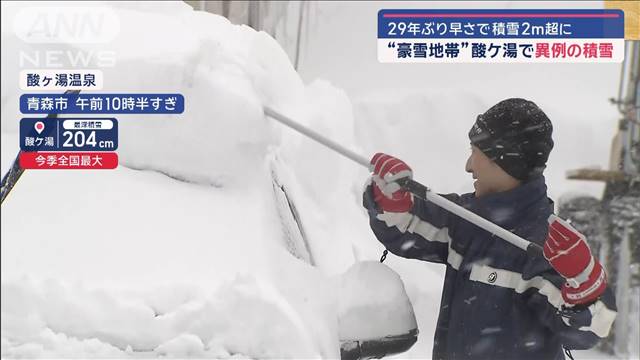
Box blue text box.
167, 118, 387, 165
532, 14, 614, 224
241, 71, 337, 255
378, 9, 624, 39
20, 93, 184, 114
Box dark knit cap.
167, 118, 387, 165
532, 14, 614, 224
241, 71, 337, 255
468, 98, 554, 181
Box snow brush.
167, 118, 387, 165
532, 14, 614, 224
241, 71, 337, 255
263, 106, 545, 258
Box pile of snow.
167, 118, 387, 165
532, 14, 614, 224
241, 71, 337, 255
338, 261, 417, 341
2, 273, 325, 358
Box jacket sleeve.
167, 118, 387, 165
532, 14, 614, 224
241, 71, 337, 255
521, 254, 617, 350
362, 179, 461, 265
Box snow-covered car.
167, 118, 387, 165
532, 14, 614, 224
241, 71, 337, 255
1, 3, 419, 358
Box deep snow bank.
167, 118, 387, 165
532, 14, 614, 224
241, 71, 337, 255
2, 273, 325, 358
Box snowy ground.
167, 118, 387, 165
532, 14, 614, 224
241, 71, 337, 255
1, 1, 634, 359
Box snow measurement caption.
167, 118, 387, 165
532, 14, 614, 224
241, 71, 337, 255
20, 118, 118, 152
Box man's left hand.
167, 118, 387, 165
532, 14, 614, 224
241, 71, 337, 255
544, 214, 607, 305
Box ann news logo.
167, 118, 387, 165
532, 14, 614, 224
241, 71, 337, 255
13, 6, 119, 68
13, 6, 120, 43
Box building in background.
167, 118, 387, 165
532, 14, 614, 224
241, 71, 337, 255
183, 1, 309, 69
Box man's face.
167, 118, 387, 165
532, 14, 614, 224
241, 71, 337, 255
465, 145, 521, 197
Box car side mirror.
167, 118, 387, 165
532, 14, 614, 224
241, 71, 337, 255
338, 261, 419, 360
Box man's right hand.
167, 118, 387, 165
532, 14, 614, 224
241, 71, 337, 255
369, 153, 414, 213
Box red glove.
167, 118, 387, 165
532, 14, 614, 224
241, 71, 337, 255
544, 214, 607, 305
369, 153, 413, 213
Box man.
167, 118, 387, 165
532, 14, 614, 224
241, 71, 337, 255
362, 98, 617, 360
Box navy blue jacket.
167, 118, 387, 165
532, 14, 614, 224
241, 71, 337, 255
363, 176, 617, 360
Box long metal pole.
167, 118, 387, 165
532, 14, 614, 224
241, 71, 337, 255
264, 106, 370, 167
264, 105, 543, 257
